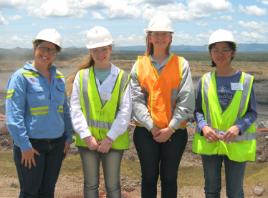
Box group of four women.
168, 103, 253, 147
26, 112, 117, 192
6, 14, 257, 198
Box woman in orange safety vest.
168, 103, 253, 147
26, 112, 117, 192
130, 15, 195, 198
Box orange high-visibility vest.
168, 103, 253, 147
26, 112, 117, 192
136, 54, 184, 128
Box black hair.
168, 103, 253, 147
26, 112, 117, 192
208, 42, 236, 67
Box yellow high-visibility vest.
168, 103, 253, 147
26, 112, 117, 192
192, 71, 256, 162
75, 67, 130, 150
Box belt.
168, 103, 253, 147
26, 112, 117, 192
29, 136, 64, 144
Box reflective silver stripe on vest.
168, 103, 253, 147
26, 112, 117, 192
237, 73, 252, 117
119, 72, 129, 94
234, 132, 256, 141
116, 71, 129, 113
214, 129, 256, 141
203, 73, 211, 124
88, 119, 113, 129
82, 69, 91, 124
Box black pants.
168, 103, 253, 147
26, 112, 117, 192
134, 127, 188, 198
13, 136, 65, 198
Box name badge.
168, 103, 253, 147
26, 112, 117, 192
101, 92, 111, 101
231, 83, 243, 91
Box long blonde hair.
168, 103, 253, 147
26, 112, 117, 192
145, 32, 172, 56
66, 53, 95, 96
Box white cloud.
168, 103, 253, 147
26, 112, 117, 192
240, 31, 266, 43
142, 3, 194, 21
219, 15, 232, 21
11, 35, 23, 42
173, 32, 195, 44
115, 34, 144, 46
0, 0, 28, 8
142, 0, 232, 21
0, 35, 31, 48
239, 20, 268, 33
0, 14, 8, 25
80, 0, 102, 7
140, 0, 175, 5
0, 0, 233, 22
188, 0, 232, 18
239, 5, 266, 16
106, 1, 140, 19
188, 0, 231, 14
260, 0, 268, 5
28, 0, 86, 17
9, 15, 22, 21
196, 21, 209, 27
91, 11, 105, 20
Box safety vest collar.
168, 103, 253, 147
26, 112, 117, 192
203, 71, 246, 130
79, 67, 128, 127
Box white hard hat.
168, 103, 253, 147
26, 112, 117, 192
145, 15, 174, 33
208, 29, 236, 45
86, 26, 113, 49
34, 28, 62, 48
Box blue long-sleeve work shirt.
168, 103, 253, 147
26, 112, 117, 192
5, 62, 73, 151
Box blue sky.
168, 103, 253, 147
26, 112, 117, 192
0, 0, 268, 48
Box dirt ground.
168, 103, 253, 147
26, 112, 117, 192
1, 125, 268, 198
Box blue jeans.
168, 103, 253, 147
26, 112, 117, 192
13, 136, 65, 198
133, 127, 188, 198
79, 147, 124, 198
201, 155, 246, 198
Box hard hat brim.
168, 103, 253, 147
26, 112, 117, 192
144, 28, 174, 33
86, 40, 113, 49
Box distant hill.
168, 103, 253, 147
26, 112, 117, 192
0, 43, 268, 62
115, 43, 268, 52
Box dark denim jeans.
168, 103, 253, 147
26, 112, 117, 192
201, 155, 246, 198
133, 127, 188, 198
13, 136, 65, 198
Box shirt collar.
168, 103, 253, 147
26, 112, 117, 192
110, 63, 120, 75
24, 61, 56, 74
150, 54, 172, 69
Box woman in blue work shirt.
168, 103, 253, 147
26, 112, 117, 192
5, 28, 73, 198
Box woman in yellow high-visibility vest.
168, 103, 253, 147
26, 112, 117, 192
192, 29, 257, 197
130, 15, 195, 198
68, 26, 131, 198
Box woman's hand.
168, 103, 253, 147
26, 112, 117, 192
221, 125, 240, 143
202, 126, 219, 142
64, 142, 70, 155
97, 137, 113, 153
151, 126, 160, 137
84, 136, 99, 150
153, 127, 173, 143
21, 148, 40, 169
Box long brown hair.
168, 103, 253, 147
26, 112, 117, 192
66, 53, 95, 96
145, 32, 171, 56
